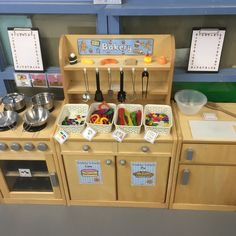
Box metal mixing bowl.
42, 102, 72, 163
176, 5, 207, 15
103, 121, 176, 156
31, 92, 54, 111
23, 107, 49, 127
0, 111, 18, 128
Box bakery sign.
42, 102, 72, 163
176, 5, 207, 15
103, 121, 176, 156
78, 38, 154, 55
77, 160, 103, 184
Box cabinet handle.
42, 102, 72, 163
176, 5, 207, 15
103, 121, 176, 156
141, 146, 149, 153
181, 169, 190, 185
105, 159, 112, 165
49, 172, 59, 187
186, 148, 194, 161
119, 160, 126, 166
82, 144, 90, 152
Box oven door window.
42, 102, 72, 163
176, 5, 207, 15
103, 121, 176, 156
0, 160, 53, 192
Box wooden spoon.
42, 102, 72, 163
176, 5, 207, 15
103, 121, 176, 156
205, 102, 236, 118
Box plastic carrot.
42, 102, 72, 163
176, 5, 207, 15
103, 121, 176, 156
136, 110, 142, 125
118, 108, 126, 125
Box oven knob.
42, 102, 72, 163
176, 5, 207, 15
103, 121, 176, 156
0, 143, 7, 151
24, 143, 35, 151
10, 143, 21, 151
37, 143, 48, 151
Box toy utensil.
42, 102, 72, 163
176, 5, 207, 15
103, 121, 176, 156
94, 68, 104, 102
117, 68, 126, 103
82, 68, 91, 102
107, 68, 113, 99
205, 102, 236, 118
142, 68, 149, 99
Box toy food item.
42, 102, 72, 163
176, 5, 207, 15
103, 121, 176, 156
117, 108, 142, 126
100, 58, 119, 65
118, 108, 126, 125
144, 54, 152, 63
61, 114, 86, 126
157, 56, 167, 65
124, 58, 137, 66
81, 58, 95, 65
68, 53, 78, 65
89, 103, 114, 125
145, 113, 169, 127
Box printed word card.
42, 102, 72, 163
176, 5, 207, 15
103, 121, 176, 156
188, 28, 225, 72
8, 28, 44, 72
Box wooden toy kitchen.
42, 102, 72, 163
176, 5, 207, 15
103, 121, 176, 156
0, 34, 236, 211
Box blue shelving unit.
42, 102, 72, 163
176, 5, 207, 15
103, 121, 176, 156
1, 0, 236, 97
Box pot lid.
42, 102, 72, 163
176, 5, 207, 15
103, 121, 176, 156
3, 93, 24, 104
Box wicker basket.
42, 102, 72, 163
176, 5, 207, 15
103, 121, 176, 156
57, 104, 89, 133
86, 103, 116, 133
144, 104, 173, 135
115, 104, 143, 134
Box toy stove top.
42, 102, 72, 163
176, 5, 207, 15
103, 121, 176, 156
0, 101, 62, 139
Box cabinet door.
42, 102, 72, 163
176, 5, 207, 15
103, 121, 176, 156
0, 155, 61, 200
63, 155, 116, 201
175, 165, 236, 205
117, 156, 170, 202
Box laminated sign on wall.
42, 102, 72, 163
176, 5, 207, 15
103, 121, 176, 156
8, 27, 44, 72
77, 160, 103, 184
131, 162, 156, 186
188, 28, 225, 72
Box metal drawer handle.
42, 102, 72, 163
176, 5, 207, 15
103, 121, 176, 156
105, 159, 112, 165
119, 160, 126, 166
186, 148, 194, 161
49, 172, 59, 187
82, 144, 90, 152
181, 169, 190, 185
141, 146, 149, 153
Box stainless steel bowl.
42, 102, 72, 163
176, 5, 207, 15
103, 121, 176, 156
0, 111, 18, 127
23, 107, 49, 127
31, 92, 54, 111
1, 93, 25, 112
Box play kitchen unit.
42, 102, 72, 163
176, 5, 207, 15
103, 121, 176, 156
0, 33, 235, 211
56, 34, 177, 207
0, 93, 65, 204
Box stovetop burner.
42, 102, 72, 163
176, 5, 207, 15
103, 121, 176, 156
23, 123, 47, 132
4, 106, 26, 113
0, 122, 17, 131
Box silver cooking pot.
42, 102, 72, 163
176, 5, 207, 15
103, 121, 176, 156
1, 93, 25, 112
23, 107, 49, 127
31, 92, 54, 111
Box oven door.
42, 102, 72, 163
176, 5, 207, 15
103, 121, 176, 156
0, 154, 61, 201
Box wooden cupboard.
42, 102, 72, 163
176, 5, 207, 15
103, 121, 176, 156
63, 154, 116, 201
117, 155, 170, 202
56, 130, 177, 207
171, 103, 236, 211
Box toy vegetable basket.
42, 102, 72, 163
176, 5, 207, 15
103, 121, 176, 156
115, 104, 143, 134
58, 104, 89, 133
144, 104, 173, 135
86, 102, 116, 133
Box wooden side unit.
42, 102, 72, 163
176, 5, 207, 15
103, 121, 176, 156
170, 102, 236, 211
59, 34, 175, 104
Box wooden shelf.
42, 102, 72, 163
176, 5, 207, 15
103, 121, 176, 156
64, 58, 171, 71
5, 171, 50, 178
59, 34, 175, 104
